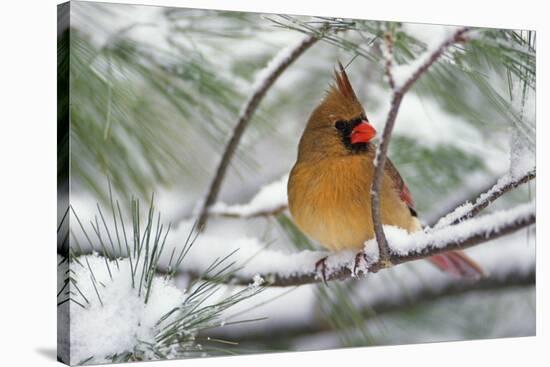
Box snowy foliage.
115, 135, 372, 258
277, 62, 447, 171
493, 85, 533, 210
59, 234, 265, 364
391, 25, 462, 88
63, 255, 185, 364
209, 175, 288, 217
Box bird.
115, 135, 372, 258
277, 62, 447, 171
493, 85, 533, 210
287, 62, 483, 281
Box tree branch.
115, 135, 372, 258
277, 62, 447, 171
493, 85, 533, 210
382, 32, 396, 90
370, 27, 470, 267
211, 266, 535, 341
201, 168, 534, 224
189, 203, 535, 287
434, 169, 536, 228
196, 34, 321, 230
63, 199, 535, 288
210, 204, 287, 219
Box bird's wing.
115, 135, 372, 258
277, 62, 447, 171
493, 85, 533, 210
385, 158, 417, 217
384, 159, 485, 278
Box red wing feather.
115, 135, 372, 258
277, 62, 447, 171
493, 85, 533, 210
385, 158, 416, 215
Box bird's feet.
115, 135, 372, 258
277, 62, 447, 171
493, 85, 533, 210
353, 251, 368, 276
315, 256, 329, 284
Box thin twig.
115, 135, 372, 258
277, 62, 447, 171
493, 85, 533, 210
210, 204, 287, 219
196, 33, 321, 230
383, 32, 396, 90
370, 27, 470, 267
425, 177, 500, 227
446, 170, 535, 226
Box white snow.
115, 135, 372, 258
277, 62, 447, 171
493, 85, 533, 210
68, 192, 534, 289
373, 201, 535, 257
433, 167, 534, 230
62, 250, 269, 364
66, 255, 186, 364
170, 222, 327, 278
392, 25, 461, 88
433, 173, 517, 229
209, 174, 288, 217
171, 198, 534, 282
210, 225, 535, 339
509, 129, 535, 180
250, 35, 310, 92
432, 201, 475, 229
235, 33, 314, 124
402, 23, 462, 51
508, 79, 535, 179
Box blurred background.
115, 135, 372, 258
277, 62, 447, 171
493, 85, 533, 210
58, 1, 536, 362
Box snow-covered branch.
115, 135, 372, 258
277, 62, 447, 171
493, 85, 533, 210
371, 27, 470, 266
211, 205, 287, 219
200, 167, 534, 225
208, 175, 289, 219
186, 201, 535, 287
434, 169, 535, 228
196, 34, 321, 230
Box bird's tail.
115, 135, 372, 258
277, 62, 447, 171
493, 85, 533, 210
428, 251, 485, 278
412, 216, 484, 278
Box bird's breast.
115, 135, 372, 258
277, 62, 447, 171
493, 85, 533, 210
287, 156, 419, 251
288, 157, 376, 251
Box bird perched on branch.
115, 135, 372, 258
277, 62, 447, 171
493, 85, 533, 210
287, 63, 483, 280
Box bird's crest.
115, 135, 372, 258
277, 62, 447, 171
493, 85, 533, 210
333, 61, 358, 101
315, 61, 364, 120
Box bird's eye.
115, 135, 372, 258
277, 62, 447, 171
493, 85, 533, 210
335, 120, 347, 131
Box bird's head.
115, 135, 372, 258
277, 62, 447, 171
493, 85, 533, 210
298, 63, 377, 160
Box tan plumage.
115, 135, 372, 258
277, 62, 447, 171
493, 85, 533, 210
288, 64, 482, 277
289, 155, 420, 251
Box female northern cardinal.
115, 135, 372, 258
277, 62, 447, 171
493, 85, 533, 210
287, 63, 482, 279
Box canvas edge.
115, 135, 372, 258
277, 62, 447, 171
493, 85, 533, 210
57, 1, 71, 365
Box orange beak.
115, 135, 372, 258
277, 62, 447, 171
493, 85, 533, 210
350, 121, 376, 144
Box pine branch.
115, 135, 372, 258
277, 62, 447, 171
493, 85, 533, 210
167, 203, 534, 287
425, 177, 500, 227
63, 197, 535, 288
213, 265, 535, 341
246, 205, 533, 286
202, 168, 534, 224
437, 169, 535, 227
210, 204, 287, 219
382, 32, 396, 90
196, 33, 321, 230
371, 27, 470, 267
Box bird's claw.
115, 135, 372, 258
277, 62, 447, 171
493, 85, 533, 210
353, 251, 368, 276
315, 256, 329, 284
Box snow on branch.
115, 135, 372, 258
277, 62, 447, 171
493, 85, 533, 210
200, 166, 534, 223
65, 194, 535, 289
196, 34, 321, 230
189, 201, 534, 287
208, 175, 288, 219
434, 169, 535, 228
371, 27, 470, 266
